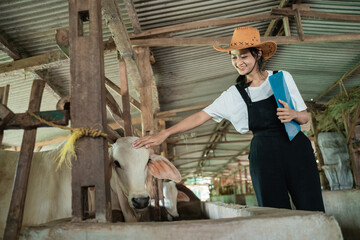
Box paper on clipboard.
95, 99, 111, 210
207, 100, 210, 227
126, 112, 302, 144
268, 71, 301, 141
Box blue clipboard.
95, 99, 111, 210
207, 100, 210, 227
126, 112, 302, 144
268, 71, 300, 141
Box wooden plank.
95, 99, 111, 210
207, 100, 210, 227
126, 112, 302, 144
102, 0, 143, 92
314, 61, 360, 102
105, 87, 124, 125
157, 104, 209, 118
0, 50, 68, 77
4, 79, 45, 240
118, 56, 133, 136
123, 0, 141, 34
4, 110, 69, 130
129, 13, 280, 38
135, 47, 153, 136
0, 84, 10, 105
264, 0, 289, 37
0, 34, 21, 60
0, 104, 14, 129
131, 33, 360, 46
105, 77, 141, 111
173, 140, 251, 146
0, 86, 11, 145
159, 120, 168, 158
294, 8, 305, 41
272, 8, 360, 22
69, 0, 111, 222
2, 31, 360, 77
282, 16, 291, 36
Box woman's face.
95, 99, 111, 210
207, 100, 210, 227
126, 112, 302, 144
230, 49, 257, 75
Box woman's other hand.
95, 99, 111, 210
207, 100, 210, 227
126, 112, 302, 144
276, 99, 298, 123
276, 99, 309, 124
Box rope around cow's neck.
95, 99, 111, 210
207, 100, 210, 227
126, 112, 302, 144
27, 110, 111, 170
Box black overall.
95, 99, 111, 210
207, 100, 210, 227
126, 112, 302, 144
236, 77, 325, 212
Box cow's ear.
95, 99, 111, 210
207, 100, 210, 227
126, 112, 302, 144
177, 191, 190, 202
148, 155, 181, 183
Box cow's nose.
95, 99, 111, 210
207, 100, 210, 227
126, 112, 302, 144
131, 196, 150, 209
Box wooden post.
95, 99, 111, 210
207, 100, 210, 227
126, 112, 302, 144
159, 119, 168, 157
244, 167, 248, 194
238, 164, 243, 194
4, 80, 45, 240
69, 0, 111, 222
353, 125, 360, 189
135, 47, 153, 136
309, 110, 329, 190
0, 84, 10, 145
118, 55, 133, 136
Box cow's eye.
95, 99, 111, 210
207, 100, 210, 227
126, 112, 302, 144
114, 160, 121, 169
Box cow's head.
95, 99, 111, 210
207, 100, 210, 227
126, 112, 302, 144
109, 137, 181, 221
163, 181, 190, 220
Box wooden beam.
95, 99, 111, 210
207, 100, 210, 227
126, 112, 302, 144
314, 61, 360, 102
264, 0, 289, 37
282, 16, 291, 36
4, 110, 69, 130
2, 32, 360, 77
0, 50, 68, 77
0, 84, 10, 106
173, 139, 251, 146
4, 79, 45, 240
157, 104, 209, 118
131, 33, 360, 47
129, 13, 280, 39
0, 34, 21, 60
102, 0, 143, 92
136, 47, 154, 136
105, 87, 124, 127
118, 56, 133, 136
123, 0, 141, 34
105, 77, 141, 111
272, 8, 360, 22
0, 87, 11, 145
294, 8, 305, 41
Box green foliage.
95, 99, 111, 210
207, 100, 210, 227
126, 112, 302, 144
316, 86, 360, 132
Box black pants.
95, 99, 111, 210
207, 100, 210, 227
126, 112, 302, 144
249, 131, 325, 212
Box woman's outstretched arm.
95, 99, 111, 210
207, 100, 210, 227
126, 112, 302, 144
132, 111, 212, 149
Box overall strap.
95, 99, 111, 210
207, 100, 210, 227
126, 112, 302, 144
236, 71, 278, 106
235, 84, 252, 106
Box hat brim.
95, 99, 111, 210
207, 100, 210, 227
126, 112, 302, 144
213, 41, 277, 60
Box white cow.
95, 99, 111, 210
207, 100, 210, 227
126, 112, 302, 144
162, 181, 190, 221
0, 137, 181, 236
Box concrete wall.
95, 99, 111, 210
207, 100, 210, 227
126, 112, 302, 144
323, 190, 360, 240
211, 190, 360, 240
210, 194, 257, 206
24, 203, 342, 240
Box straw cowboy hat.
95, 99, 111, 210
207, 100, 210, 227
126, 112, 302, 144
213, 26, 277, 60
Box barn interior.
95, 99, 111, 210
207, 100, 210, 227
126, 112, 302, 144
0, 0, 360, 239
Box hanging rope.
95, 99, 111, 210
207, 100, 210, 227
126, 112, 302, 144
27, 110, 111, 170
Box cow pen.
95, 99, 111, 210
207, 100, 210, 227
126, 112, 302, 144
1, 1, 360, 240
22, 203, 342, 240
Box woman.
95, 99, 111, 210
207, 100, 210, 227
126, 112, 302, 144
133, 26, 325, 212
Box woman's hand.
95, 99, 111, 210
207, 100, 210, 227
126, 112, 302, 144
276, 99, 298, 123
132, 130, 170, 149
276, 99, 309, 124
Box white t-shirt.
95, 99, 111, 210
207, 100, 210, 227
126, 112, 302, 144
203, 70, 307, 134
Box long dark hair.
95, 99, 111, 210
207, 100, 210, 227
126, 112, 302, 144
235, 48, 265, 88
